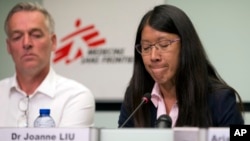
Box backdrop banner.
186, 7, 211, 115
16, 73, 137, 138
43, 0, 164, 101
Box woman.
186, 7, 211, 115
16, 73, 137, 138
118, 4, 244, 127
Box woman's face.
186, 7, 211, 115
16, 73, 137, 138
140, 25, 181, 86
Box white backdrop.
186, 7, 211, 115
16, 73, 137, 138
43, 0, 164, 101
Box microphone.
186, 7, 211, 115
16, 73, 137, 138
155, 114, 172, 128
119, 93, 151, 128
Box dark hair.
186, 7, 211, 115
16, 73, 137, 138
124, 4, 243, 127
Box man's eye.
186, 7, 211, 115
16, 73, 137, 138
31, 34, 42, 38
30, 30, 44, 38
11, 34, 22, 41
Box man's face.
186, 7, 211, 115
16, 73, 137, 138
6, 11, 56, 75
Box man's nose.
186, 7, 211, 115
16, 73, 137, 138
23, 35, 32, 50
23, 44, 32, 50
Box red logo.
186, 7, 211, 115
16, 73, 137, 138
53, 19, 106, 64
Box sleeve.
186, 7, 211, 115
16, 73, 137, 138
210, 89, 244, 126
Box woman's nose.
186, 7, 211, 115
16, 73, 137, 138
150, 46, 161, 61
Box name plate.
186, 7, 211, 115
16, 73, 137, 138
207, 127, 229, 141
173, 127, 200, 141
0, 128, 98, 141
100, 128, 173, 141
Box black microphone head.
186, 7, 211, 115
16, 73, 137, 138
155, 114, 172, 128
142, 93, 151, 104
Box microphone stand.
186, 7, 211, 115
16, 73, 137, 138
119, 99, 145, 128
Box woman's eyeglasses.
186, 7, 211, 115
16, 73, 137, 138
135, 39, 180, 56
17, 96, 29, 127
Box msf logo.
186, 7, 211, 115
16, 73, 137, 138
53, 19, 106, 64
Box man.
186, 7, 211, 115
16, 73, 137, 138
0, 2, 95, 127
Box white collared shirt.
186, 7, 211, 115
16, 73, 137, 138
0, 68, 95, 128
151, 83, 179, 127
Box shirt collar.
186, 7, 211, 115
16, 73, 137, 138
36, 68, 56, 98
150, 83, 178, 107
9, 68, 56, 98
151, 83, 162, 108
